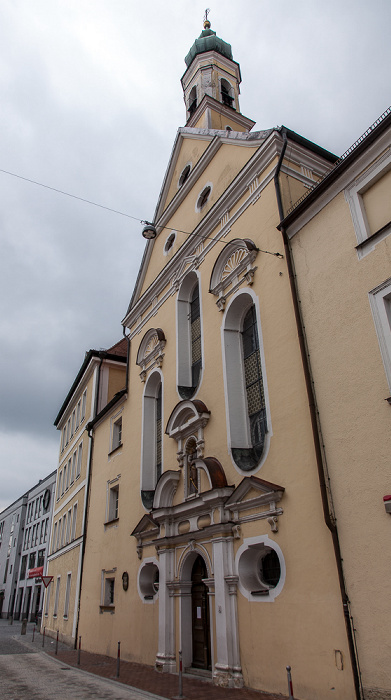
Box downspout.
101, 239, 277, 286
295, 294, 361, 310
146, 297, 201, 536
74, 355, 104, 648
274, 129, 362, 700
122, 325, 131, 393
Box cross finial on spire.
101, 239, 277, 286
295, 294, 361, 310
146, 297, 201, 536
203, 8, 211, 29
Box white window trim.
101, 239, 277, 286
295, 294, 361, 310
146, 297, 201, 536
345, 147, 391, 257
235, 535, 285, 603
195, 181, 213, 213
110, 410, 123, 454
369, 277, 391, 391
53, 576, 61, 617
176, 271, 204, 399
221, 288, 272, 475
63, 572, 71, 619
106, 476, 120, 524
137, 557, 159, 604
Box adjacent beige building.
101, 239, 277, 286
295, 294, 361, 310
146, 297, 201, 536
281, 107, 391, 700
44, 340, 127, 645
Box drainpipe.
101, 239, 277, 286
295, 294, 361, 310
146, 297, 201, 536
122, 325, 131, 393
73, 355, 104, 648
274, 129, 362, 700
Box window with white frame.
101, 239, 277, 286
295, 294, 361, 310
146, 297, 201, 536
62, 466, 66, 495
369, 277, 391, 391
65, 508, 72, 544
346, 149, 391, 255
111, 416, 122, 452
141, 371, 162, 510
66, 418, 71, 445
177, 272, 203, 399
223, 291, 270, 472
101, 570, 116, 608
71, 503, 78, 541
52, 522, 57, 553
58, 471, 63, 500
76, 443, 82, 478
70, 451, 76, 484
53, 576, 60, 617
106, 481, 119, 523
71, 409, 75, 437
236, 536, 285, 602
138, 560, 159, 602
64, 573, 71, 618
81, 390, 87, 422
76, 399, 81, 430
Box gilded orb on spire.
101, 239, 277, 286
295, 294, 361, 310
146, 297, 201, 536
203, 8, 211, 29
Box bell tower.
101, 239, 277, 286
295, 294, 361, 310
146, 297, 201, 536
181, 14, 255, 132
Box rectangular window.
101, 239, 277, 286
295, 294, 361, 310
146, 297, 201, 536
39, 521, 44, 544
44, 518, 49, 543
3, 558, 9, 583
53, 576, 61, 617
107, 485, 119, 522
62, 466, 66, 495
66, 418, 71, 445
76, 443, 82, 478
105, 578, 115, 606
20, 555, 27, 580
64, 573, 71, 618
71, 410, 76, 437
57, 471, 63, 500
111, 417, 122, 452
76, 400, 81, 430
56, 519, 61, 550
28, 552, 36, 570
52, 522, 57, 553
70, 451, 76, 485
369, 278, 391, 392
71, 503, 78, 541
66, 509, 72, 544
81, 390, 87, 422
61, 514, 66, 548
61, 426, 66, 452
37, 549, 45, 568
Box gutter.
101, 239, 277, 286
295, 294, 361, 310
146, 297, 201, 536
274, 130, 363, 700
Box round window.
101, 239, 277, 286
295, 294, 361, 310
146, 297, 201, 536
139, 562, 159, 600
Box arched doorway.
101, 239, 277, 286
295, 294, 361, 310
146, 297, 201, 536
191, 555, 211, 670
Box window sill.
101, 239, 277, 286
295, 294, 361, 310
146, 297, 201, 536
99, 605, 115, 613
63, 615, 68, 620
108, 443, 123, 457
104, 517, 119, 527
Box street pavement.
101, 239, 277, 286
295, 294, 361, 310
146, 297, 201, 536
0, 619, 287, 700
0, 619, 165, 700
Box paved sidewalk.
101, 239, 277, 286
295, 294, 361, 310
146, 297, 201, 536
4, 621, 288, 700
48, 647, 288, 700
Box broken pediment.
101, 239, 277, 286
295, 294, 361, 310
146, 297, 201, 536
209, 238, 258, 310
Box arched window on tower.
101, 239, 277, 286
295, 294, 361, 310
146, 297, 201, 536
141, 371, 163, 510
177, 272, 203, 399
220, 78, 234, 108
223, 292, 269, 472
188, 86, 197, 117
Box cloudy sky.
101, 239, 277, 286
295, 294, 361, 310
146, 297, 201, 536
1, 0, 390, 511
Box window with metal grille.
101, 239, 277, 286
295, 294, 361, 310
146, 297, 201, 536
242, 305, 267, 462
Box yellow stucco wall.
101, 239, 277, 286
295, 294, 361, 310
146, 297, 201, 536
79, 159, 356, 699
290, 188, 391, 697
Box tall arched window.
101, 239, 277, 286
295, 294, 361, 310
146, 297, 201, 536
177, 272, 203, 399
220, 78, 234, 108
141, 371, 163, 510
223, 292, 269, 472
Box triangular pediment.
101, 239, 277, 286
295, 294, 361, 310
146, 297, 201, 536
225, 476, 285, 512
131, 514, 159, 538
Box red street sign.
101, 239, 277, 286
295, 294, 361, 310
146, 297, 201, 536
41, 576, 53, 588
28, 566, 44, 579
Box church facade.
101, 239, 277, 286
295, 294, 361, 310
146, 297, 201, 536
73, 20, 364, 700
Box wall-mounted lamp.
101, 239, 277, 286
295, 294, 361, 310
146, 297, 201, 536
383, 495, 391, 513
142, 223, 157, 240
